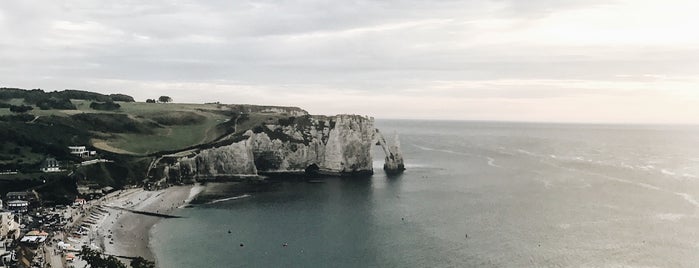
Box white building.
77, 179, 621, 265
5, 201, 28, 213
68, 146, 89, 158
41, 157, 61, 172
1, 210, 20, 242
72, 198, 86, 207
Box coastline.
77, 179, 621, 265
99, 184, 205, 263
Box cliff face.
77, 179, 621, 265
383, 133, 405, 173
320, 115, 374, 173
165, 114, 375, 180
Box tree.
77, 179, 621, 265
90, 101, 121, 111
145, 99, 156, 103
158, 96, 172, 103
131, 257, 156, 268
80, 245, 128, 268
9, 104, 33, 113
109, 93, 135, 102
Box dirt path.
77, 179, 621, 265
92, 139, 139, 155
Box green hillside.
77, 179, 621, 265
0, 87, 307, 203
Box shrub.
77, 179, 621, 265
109, 93, 135, 102
9, 105, 33, 113
0, 113, 35, 122
149, 112, 205, 125
90, 101, 121, 111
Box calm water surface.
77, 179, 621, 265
152, 120, 699, 267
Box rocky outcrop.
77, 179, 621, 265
375, 130, 405, 174
320, 115, 375, 173
164, 114, 376, 180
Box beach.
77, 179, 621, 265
97, 184, 204, 263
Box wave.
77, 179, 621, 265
511, 148, 693, 181
638, 165, 655, 171
661, 169, 677, 176
486, 157, 501, 168
412, 143, 503, 168
539, 159, 699, 208
655, 213, 688, 222
535, 178, 553, 189
404, 163, 430, 168
207, 194, 251, 204
411, 143, 439, 152
516, 149, 539, 157
411, 143, 475, 157
675, 193, 699, 207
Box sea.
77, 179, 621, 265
151, 120, 699, 267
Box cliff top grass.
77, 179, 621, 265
0, 88, 310, 163
0, 88, 314, 203
2, 100, 230, 155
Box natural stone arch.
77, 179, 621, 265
374, 129, 405, 174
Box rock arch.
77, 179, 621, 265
374, 129, 405, 174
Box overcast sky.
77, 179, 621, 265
1, 0, 699, 123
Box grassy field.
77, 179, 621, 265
0, 88, 317, 203
1, 93, 304, 158
1, 99, 234, 156
82, 101, 232, 155
101, 114, 228, 155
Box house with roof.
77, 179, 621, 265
40, 157, 61, 172
68, 146, 89, 158
5, 191, 37, 202
5, 201, 28, 213
72, 198, 86, 207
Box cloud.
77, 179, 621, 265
1, 0, 698, 123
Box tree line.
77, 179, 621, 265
146, 96, 172, 103
81, 246, 155, 268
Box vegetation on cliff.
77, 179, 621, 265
0, 87, 311, 203
0, 88, 395, 205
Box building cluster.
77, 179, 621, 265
68, 146, 97, 159
1, 190, 87, 267
39, 145, 100, 174
1, 192, 26, 267
0, 145, 115, 267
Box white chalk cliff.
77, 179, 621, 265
165, 114, 377, 180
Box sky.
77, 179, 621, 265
1, 0, 699, 124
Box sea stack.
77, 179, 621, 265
375, 130, 406, 174
383, 133, 406, 174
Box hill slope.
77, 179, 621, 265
0, 88, 311, 202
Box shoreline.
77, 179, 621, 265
99, 184, 205, 264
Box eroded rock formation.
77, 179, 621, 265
375, 130, 406, 174
164, 114, 377, 180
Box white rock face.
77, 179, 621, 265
166, 114, 375, 180
383, 133, 405, 172
195, 138, 258, 176
321, 115, 374, 173
169, 137, 257, 179
375, 130, 405, 173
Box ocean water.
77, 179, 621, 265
151, 120, 699, 267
